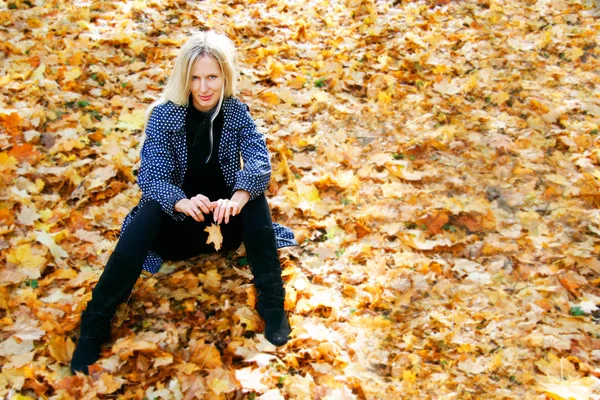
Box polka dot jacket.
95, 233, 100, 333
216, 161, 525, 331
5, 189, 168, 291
121, 97, 297, 274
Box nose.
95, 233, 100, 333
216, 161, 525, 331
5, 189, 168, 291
200, 80, 209, 92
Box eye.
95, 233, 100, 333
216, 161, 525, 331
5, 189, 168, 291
192, 76, 199, 80
209, 75, 218, 79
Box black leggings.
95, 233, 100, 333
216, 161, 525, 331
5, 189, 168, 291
89, 194, 274, 314
115, 193, 273, 266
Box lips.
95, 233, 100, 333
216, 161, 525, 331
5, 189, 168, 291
199, 95, 212, 101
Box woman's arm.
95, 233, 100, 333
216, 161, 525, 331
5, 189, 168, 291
137, 106, 187, 221
232, 105, 272, 200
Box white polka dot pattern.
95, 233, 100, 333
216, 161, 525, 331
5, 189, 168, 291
120, 97, 297, 274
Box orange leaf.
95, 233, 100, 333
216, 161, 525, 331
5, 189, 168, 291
260, 91, 280, 106
0, 209, 14, 225
1, 112, 22, 129
9, 143, 39, 163
558, 275, 582, 298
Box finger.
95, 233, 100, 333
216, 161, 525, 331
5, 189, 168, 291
224, 203, 237, 224
196, 199, 211, 214
215, 204, 222, 224
191, 195, 211, 213
213, 200, 222, 223
222, 202, 230, 224
224, 206, 231, 224
218, 201, 227, 224
190, 206, 204, 222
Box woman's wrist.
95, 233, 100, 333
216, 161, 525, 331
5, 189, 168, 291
174, 198, 188, 213
231, 190, 250, 209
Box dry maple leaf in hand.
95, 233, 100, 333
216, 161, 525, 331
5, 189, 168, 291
204, 223, 223, 251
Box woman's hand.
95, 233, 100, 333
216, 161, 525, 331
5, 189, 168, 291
174, 194, 213, 222
211, 190, 250, 224
211, 199, 240, 224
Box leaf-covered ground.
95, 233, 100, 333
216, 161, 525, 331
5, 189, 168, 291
1, 0, 600, 398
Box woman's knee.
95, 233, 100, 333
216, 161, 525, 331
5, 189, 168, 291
241, 194, 272, 230
141, 200, 163, 214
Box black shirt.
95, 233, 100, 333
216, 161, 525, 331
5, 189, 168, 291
181, 100, 228, 201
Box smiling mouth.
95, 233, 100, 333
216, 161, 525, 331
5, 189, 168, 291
199, 95, 212, 100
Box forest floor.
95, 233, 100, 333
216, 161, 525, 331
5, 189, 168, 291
1, 0, 600, 399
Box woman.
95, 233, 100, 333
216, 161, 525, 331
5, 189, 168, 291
71, 31, 297, 375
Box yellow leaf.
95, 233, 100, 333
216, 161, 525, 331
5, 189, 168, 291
80, 113, 94, 129
7, 244, 46, 271
0, 152, 18, 171
234, 306, 260, 331
158, 37, 181, 46
566, 47, 584, 61
296, 180, 321, 202
130, 39, 150, 55
204, 224, 223, 251
378, 90, 392, 105
116, 108, 145, 130
48, 336, 75, 364
38, 208, 53, 222
29, 62, 45, 82
27, 18, 42, 28
287, 75, 306, 90
63, 67, 82, 82
403, 370, 416, 383
202, 269, 221, 289
491, 91, 510, 105
11, 395, 35, 400
267, 57, 285, 80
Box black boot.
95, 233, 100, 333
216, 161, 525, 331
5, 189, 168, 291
244, 227, 291, 346
70, 253, 143, 374
70, 311, 112, 374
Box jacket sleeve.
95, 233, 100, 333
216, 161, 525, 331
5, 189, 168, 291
232, 106, 272, 200
137, 107, 187, 221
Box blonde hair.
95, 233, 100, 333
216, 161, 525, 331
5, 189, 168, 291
144, 31, 238, 127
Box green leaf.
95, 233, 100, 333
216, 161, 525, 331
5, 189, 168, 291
569, 306, 587, 316
30, 280, 38, 288
238, 257, 248, 266
314, 78, 326, 88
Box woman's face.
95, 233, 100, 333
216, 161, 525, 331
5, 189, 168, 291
190, 55, 223, 112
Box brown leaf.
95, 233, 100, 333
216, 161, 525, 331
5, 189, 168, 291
204, 224, 223, 251
190, 341, 223, 369
420, 212, 449, 235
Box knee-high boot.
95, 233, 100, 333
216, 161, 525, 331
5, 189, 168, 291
70, 252, 144, 374
71, 201, 165, 374
244, 227, 291, 346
